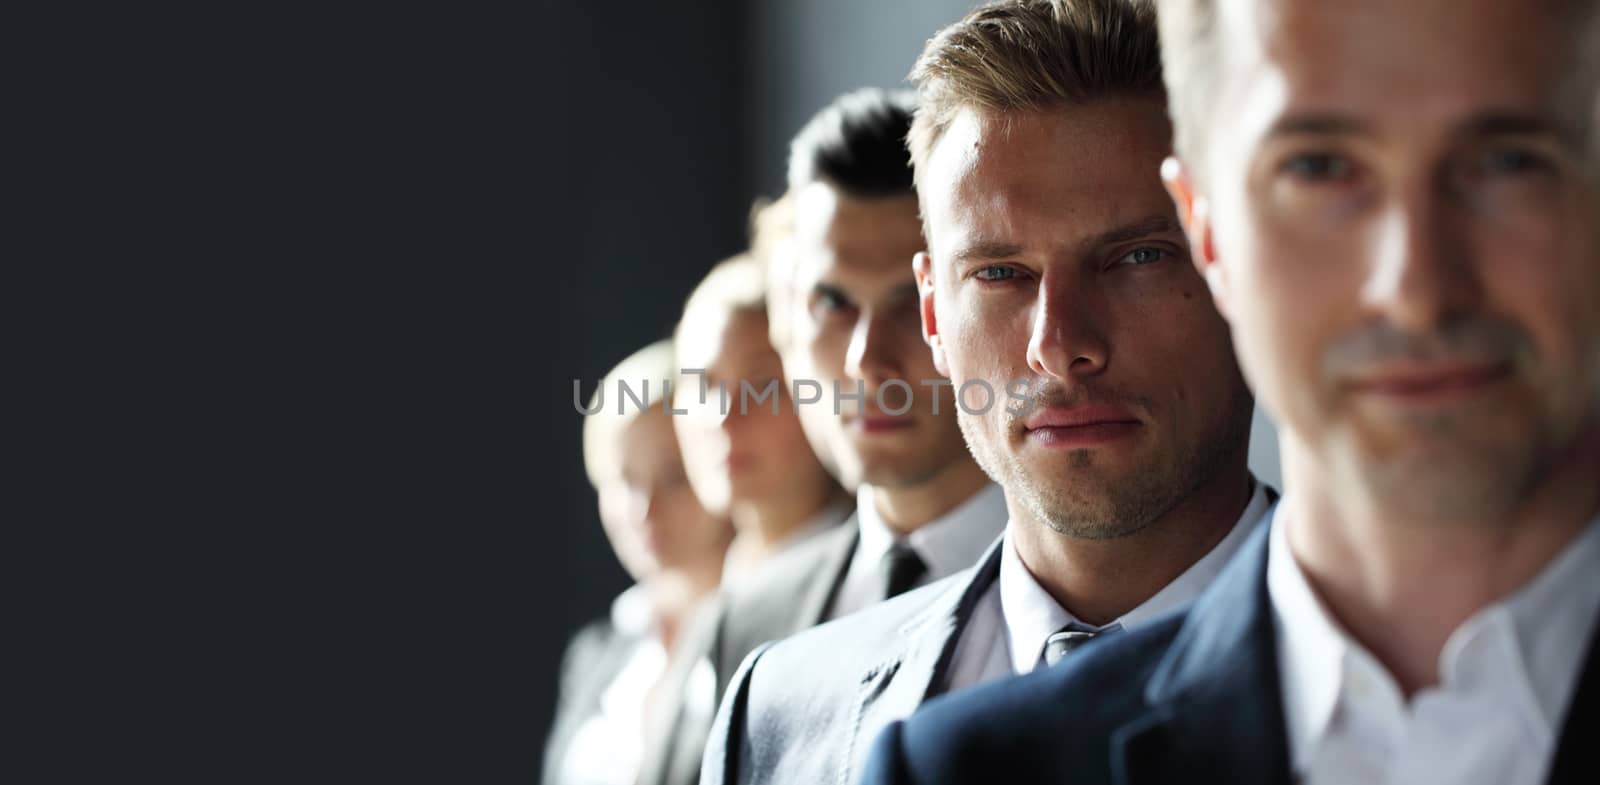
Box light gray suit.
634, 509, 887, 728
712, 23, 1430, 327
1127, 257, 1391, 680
542, 619, 640, 785
637, 515, 860, 785
708, 519, 860, 697
700, 537, 1003, 785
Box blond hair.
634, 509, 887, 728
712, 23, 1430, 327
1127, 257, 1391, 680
674, 253, 768, 366
1152, 0, 1220, 173
907, 0, 1164, 188
748, 196, 797, 349
1157, 0, 1600, 176
581, 339, 677, 488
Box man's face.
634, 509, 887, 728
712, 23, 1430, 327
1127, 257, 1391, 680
597, 409, 731, 580
675, 308, 822, 515
1185, 0, 1600, 520
918, 101, 1253, 537
785, 182, 972, 490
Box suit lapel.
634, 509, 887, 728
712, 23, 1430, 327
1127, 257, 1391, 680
798, 517, 860, 627
1546, 609, 1600, 785
636, 607, 719, 785
1110, 519, 1294, 785
844, 538, 1006, 783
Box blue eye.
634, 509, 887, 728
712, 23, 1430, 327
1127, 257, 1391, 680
1116, 247, 1168, 266
1283, 153, 1354, 181
974, 266, 1018, 281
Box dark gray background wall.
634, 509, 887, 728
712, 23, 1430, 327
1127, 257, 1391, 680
741, 0, 984, 197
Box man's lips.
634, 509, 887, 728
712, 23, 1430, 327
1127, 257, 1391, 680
850, 413, 915, 434
1022, 405, 1141, 448
1024, 404, 1139, 430
1345, 362, 1511, 399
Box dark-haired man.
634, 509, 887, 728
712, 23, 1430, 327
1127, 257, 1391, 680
702, 87, 1004, 690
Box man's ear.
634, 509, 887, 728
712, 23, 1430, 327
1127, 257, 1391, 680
913, 251, 951, 377
1161, 156, 1231, 319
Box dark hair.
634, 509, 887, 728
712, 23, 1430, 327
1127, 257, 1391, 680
786, 87, 917, 198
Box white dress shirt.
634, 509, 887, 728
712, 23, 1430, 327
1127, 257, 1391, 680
827, 482, 1007, 621
944, 481, 1272, 690
1269, 506, 1600, 785
720, 498, 854, 594
560, 586, 664, 785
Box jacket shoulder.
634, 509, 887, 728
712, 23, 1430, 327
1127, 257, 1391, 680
726, 523, 856, 617
888, 612, 1188, 783
716, 525, 857, 661
546, 618, 632, 785
708, 573, 970, 785
749, 572, 964, 684
557, 619, 623, 693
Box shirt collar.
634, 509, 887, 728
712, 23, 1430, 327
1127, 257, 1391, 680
1269, 502, 1600, 770
1266, 503, 1349, 772
855, 482, 1007, 581
610, 584, 656, 638
1001, 480, 1272, 674
1500, 512, 1600, 727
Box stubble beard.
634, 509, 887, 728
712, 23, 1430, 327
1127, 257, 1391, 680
959, 393, 1253, 540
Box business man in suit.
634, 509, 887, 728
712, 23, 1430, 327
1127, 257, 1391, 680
863, 0, 1600, 783
635, 254, 856, 785
702, 3, 1276, 783
695, 89, 1008, 694
546, 341, 734, 785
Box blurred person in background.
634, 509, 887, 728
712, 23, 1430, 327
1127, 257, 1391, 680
636, 254, 856, 785
545, 340, 735, 785
671, 254, 854, 592
698, 86, 1016, 784
705, 90, 1004, 697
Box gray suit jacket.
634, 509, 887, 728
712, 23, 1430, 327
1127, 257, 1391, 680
710, 519, 860, 696
701, 537, 1004, 785
635, 515, 860, 785
542, 619, 638, 785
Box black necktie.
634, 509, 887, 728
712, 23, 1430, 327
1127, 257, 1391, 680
1040, 621, 1121, 668
880, 542, 927, 600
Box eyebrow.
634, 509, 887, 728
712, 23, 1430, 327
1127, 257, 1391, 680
811, 281, 849, 299
811, 280, 919, 303
1265, 113, 1373, 138
1462, 112, 1559, 135
1268, 110, 1577, 146
951, 216, 1180, 265
953, 241, 1025, 263
1458, 110, 1582, 148
1084, 215, 1182, 249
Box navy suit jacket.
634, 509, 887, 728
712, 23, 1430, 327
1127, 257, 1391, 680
861, 514, 1600, 785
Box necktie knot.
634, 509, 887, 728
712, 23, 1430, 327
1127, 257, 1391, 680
1040, 621, 1120, 668
880, 542, 927, 600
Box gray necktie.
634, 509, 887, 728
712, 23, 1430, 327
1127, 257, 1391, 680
880, 542, 927, 600
1040, 621, 1121, 668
